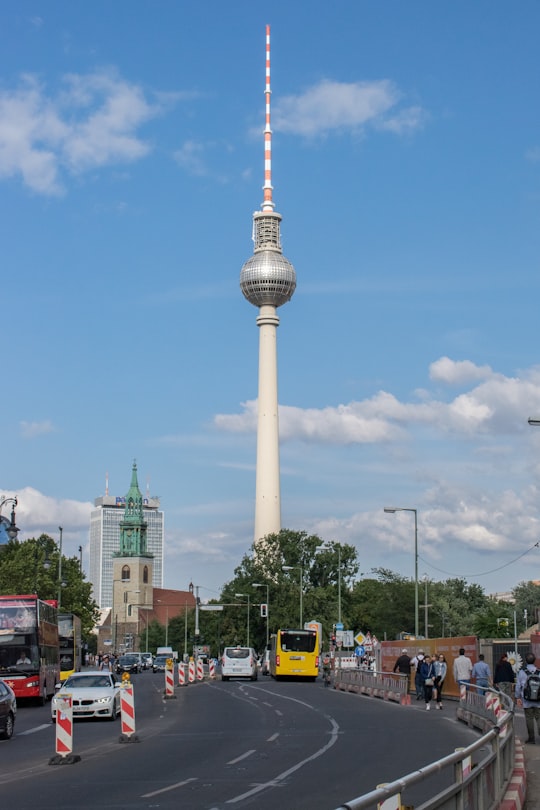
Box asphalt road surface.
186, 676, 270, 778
0, 670, 482, 809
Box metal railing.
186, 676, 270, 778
332, 677, 515, 810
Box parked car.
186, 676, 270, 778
221, 647, 258, 681
152, 655, 169, 673
115, 654, 141, 675
51, 671, 121, 721
0, 678, 16, 740
141, 652, 153, 670
261, 647, 271, 676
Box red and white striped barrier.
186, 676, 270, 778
120, 684, 137, 740
197, 659, 204, 681
165, 665, 175, 697
55, 694, 73, 756
49, 694, 81, 764
188, 659, 195, 683
209, 659, 215, 679
178, 662, 186, 686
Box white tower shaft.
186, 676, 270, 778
254, 306, 281, 541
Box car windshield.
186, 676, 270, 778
64, 675, 113, 689
225, 648, 250, 659
119, 656, 137, 663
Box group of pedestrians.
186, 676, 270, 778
393, 649, 448, 710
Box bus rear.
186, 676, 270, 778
0, 595, 60, 703
270, 628, 319, 680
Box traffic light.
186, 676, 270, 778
260, 603, 267, 618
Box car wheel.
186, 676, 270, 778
109, 703, 118, 721
221, 675, 229, 681
0, 712, 14, 740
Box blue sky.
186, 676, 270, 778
3, 1, 540, 604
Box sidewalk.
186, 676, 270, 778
515, 709, 540, 810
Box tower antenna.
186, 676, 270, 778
262, 24, 274, 212
105, 471, 109, 497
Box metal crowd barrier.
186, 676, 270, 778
332, 678, 516, 810
334, 667, 411, 705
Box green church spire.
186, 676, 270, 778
117, 460, 151, 557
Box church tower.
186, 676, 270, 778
111, 461, 154, 651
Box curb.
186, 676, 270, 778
499, 740, 526, 810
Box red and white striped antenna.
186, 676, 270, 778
262, 24, 274, 211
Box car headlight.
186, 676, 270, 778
94, 696, 113, 704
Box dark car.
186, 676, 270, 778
115, 654, 141, 675
152, 655, 169, 673
0, 678, 16, 740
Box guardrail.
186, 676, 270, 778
334, 667, 410, 705
332, 677, 516, 810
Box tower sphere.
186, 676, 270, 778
240, 249, 296, 308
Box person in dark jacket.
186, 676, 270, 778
493, 654, 515, 698
393, 649, 412, 675
420, 655, 436, 710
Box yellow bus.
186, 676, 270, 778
58, 613, 82, 682
269, 628, 320, 680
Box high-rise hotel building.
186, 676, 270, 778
89, 469, 164, 608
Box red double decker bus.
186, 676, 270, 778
0, 594, 60, 703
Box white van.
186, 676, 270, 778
221, 647, 258, 681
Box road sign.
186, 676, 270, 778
355, 645, 365, 657
354, 631, 365, 646
200, 605, 224, 611
335, 622, 344, 631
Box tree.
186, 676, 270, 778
512, 581, 540, 630
0, 535, 99, 639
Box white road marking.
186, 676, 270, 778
267, 732, 279, 742
141, 777, 197, 797
18, 724, 52, 735
227, 749, 256, 765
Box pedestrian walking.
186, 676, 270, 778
453, 648, 473, 689
471, 654, 492, 694
433, 653, 447, 709
420, 655, 436, 710
515, 652, 540, 744
494, 654, 515, 698
411, 650, 426, 700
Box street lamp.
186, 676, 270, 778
235, 593, 251, 647
0, 496, 19, 542
421, 574, 431, 639
252, 582, 269, 648
282, 565, 303, 627
384, 506, 419, 638
316, 544, 342, 625
43, 528, 67, 609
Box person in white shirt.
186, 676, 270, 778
453, 648, 473, 689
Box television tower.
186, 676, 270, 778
240, 25, 296, 543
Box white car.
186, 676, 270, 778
51, 671, 122, 721
221, 647, 258, 681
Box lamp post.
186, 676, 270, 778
252, 582, 269, 648
57, 527, 63, 610
384, 506, 419, 638
235, 593, 251, 647
0, 496, 19, 542
421, 574, 431, 639
282, 565, 303, 627
316, 544, 342, 625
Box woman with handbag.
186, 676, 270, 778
433, 653, 447, 709
420, 654, 436, 710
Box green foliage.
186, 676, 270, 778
0, 535, 99, 639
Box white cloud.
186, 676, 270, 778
430, 357, 493, 385
20, 420, 56, 439
0, 70, 171, 194
273, 79, 425, 138
173, 140, 209, 176
214, 359, 540, 443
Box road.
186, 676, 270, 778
0, 669, 481, 809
